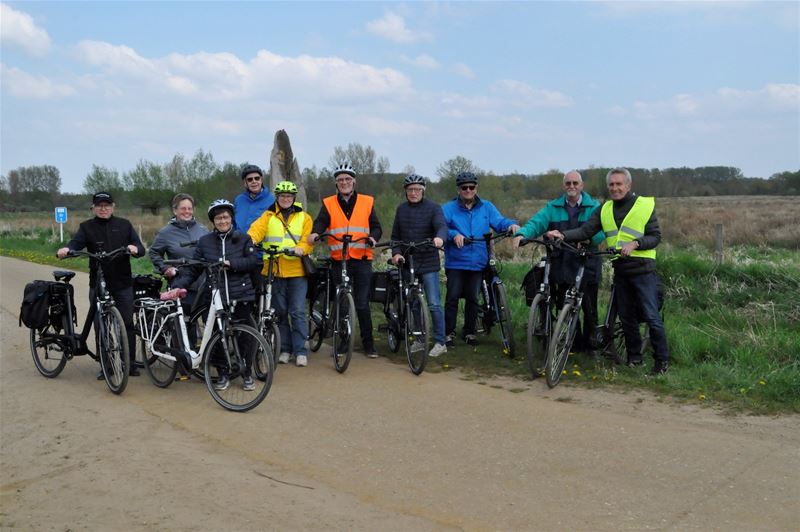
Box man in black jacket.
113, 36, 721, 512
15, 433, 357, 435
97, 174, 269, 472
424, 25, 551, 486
546, 168, 669, 375
390, 174, 449, 357
57, 192, 146, 378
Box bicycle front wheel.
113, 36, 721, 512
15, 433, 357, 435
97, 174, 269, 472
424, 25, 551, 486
99, 306, 129, 394
545, 303, 578, 388
386, 293, 401, 353
332, 291, 355, 373
256, 320, 280, 380
307, 290, 326, 353
30, 321, 68, 378
526, 293, 548, 378
203, 323, 273, 412
187, 306, 209, 379
404, 290, 429, 375
493, 282, 516, 358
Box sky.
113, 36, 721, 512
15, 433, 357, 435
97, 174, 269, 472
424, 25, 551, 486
1, 1, 798, 193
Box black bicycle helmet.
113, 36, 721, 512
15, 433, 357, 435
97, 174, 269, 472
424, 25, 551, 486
240, 164, 263, 180
403, 173, 426, 188
207, 198, 234, 221
455, 171, 478, 186
333, 163, 356, 178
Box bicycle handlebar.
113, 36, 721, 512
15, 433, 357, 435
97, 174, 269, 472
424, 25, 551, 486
253, 242, 298, 256
60, 247, 130, 261
314, 232, 373, 245
463, 229, 513, 245
374, 238, 440, 250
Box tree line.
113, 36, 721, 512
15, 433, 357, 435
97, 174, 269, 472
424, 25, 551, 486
1, 145, 798, 214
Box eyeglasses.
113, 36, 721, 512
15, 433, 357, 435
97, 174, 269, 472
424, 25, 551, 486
245, 175, 261, 183
459, 185, 476, 191
214, 213, 232, 221
564, 181, 581, 186
336, 177, 353, 183
406, 187, 424, 193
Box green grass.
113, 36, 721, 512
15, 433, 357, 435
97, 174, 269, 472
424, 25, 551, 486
4, 228, 798, 414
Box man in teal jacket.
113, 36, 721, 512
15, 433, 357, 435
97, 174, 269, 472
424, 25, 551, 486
513, 170, 605, 354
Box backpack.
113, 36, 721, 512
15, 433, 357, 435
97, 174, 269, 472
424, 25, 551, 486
520, 263, 545, 306
20, 280, 52, 329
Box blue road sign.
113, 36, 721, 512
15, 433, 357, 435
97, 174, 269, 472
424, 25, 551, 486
55, 207, 68, 224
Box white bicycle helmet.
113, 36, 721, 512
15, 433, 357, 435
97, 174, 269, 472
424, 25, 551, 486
333, 163, 356, 178
207, 198, 234, 221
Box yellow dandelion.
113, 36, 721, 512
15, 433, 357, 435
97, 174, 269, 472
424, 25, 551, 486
758, 379, 766, 385
572, 370, 581, 377
698, 394, 706, 400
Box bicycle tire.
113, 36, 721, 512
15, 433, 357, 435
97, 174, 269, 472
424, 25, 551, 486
256, 321, 280, 380
332, 291, 355, 373
526, 293, 548, 378
203, 323, 273, 412
545, 303, 578, 388
30, 321, 68, 378
139, 312, 178, 388
99, 306, 129, 394
493, 282, 516, 358
187, 306, 209, 379
307, 290, 326, 353
404, 290, 429, 375
386, 293, 401, 353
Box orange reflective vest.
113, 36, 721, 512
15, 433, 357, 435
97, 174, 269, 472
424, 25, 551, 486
323, 194, 374, 260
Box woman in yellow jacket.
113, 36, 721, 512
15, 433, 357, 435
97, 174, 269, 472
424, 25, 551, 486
248, 181, 313, 367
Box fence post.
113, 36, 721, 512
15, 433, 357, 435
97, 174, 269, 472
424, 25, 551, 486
714, 223, 724, 265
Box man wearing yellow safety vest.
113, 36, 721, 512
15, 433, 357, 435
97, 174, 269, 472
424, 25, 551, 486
308, 163, 383, 358
546, 168, 669, 375
249, 181, 314, 367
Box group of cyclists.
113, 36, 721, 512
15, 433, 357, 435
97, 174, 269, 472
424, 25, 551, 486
57, 162, 668, 390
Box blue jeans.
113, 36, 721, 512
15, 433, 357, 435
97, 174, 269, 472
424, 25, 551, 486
420, 271, 445, 345
444, 269, 483, 337
614, 272, 669, 362
272, 276, 308, 357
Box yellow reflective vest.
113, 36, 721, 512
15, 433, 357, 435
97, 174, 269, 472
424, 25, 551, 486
248, 207, 312, 278
600, 196, 657, 260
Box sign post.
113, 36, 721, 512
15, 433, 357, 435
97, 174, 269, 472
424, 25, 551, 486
55, 207, 68, 242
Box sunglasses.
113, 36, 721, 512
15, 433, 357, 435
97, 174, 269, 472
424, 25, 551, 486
245, 175, 261, 183
459, 185, 476, 191
564, 181, 581, 186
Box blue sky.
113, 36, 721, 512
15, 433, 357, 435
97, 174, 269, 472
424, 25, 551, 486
2, 1, 798, 193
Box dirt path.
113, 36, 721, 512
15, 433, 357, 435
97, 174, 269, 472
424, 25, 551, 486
1, 256, 798, 530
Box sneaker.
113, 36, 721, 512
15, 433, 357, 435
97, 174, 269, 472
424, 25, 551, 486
129, 365, 140, 377
213, 375, 230, 391
429, 343, 447, 358
464, 334, 479, 347
364, 346, 379, 358
627, 355, 644, 367
445, 333, 456, 348
96, 369, 104, 380
278, 352, 291, 364
410, 340, 425, 353
650, 360, 669, 376
242, 376, 255, 391
296, 355, 308, 367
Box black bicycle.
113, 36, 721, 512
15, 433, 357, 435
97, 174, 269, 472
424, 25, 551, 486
28, 247, 131, 394
374, 239, 438, 375
252, 244, 296, 371
464, 231, 516, 358
307, 233, 371, 373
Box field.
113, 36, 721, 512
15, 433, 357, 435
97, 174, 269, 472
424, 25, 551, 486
1, 195, 798, 413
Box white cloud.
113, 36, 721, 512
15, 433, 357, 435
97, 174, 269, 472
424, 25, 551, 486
451, 62, 475, 79
359, 116, 430, 136
0, 64, 74, 99
0, 3, 51, 57
401, 54, 440, 70
366, 12, 430, 44
717, 83, 800, 109
491, 79, 574, 108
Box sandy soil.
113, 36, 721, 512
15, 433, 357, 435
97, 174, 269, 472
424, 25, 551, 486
1, 256, 798, 531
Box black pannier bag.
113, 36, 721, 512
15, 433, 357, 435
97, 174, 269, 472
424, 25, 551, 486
370, 271, 390, 303
306, 265, 330, 300
20, 280, 53, 329
133, 274, 163, 299
520, 263, 545, 306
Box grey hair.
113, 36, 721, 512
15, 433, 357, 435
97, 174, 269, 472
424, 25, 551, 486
172, 193, 196, 209
563, 170, 582, 183
606, 168, 632, 185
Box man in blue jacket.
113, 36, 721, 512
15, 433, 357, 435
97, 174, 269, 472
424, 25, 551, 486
442, 172, 519, 347
234, 164, 275, 232
513, 170, 605, 355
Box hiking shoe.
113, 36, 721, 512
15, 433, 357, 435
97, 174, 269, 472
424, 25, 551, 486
445, 333, 456, 348
364, 346, 379, 358
626, 354, 644, 367
429, 343, 447, 358
129, 365, 140, 377
278, 352, 291, 364
464, 334, 479, 347
296, 355, 308, 367
213, 375, 230, 391
650, 360, 669, 376
96, 369, 104, 380
242, 376, 255, 391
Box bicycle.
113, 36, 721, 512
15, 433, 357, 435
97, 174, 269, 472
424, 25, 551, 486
463, 231, 516, 358
136, 256, 274, 412
374, 239, 438, 375
543, 242, 615, 388
28, 247, 131, 394
306, 232, 371, 373
517, 238, 561, 379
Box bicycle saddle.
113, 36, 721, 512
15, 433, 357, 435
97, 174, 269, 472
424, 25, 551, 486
52, 270, 76, 282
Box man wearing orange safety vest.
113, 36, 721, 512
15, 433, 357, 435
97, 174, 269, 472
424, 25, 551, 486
308, 163, 383, 358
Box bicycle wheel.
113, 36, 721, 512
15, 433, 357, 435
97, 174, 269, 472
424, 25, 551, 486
404, 290, 429, 375
187, 306, 209, 379
386, 293, 401, 353
545, 303, 578, 388
526, 293, 548, 378
307, 290, 326, 353
30, 322, 68, 378
99, 306, 129, 394
493, 283, 516, 358
255, 320, 280, 380
203, 323, 273, 412
332, 291, 355, 373
139, 314, 178, 388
